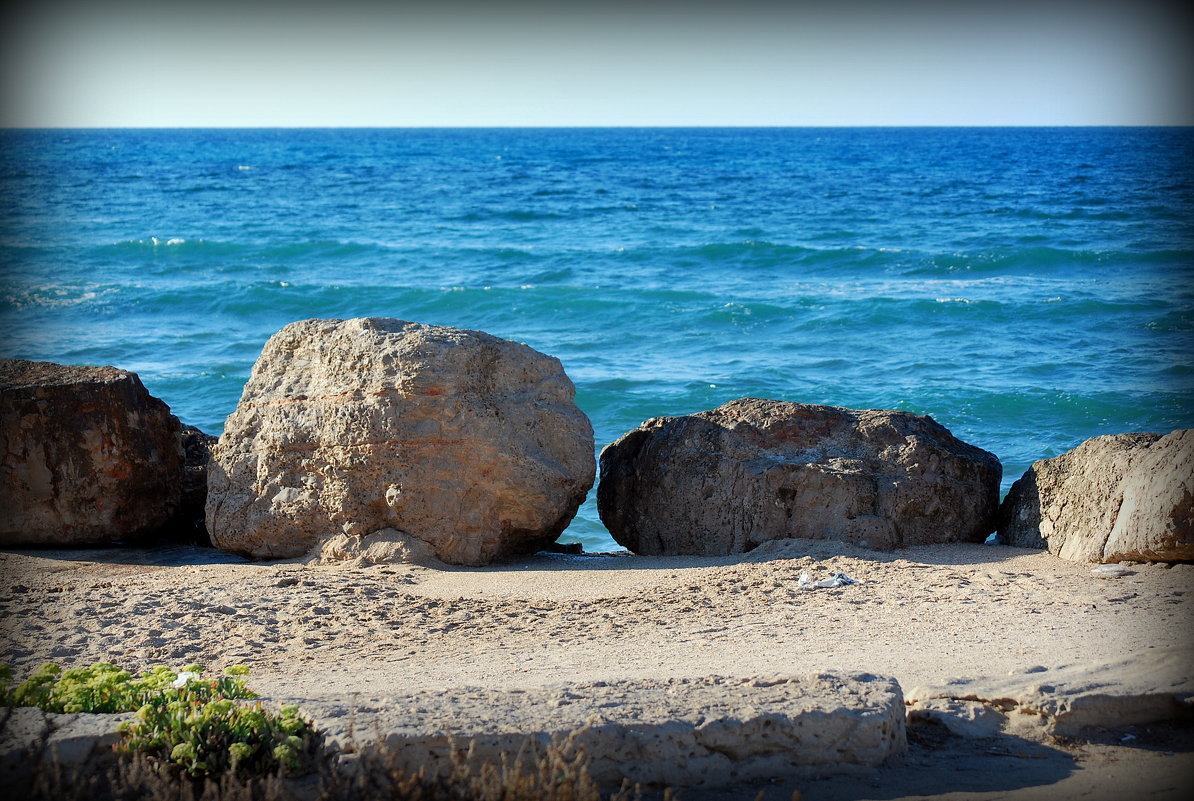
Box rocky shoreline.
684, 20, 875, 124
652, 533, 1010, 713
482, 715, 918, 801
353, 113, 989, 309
2, 317, 1190, 566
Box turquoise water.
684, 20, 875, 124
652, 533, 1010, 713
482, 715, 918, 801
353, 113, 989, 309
2, 127, 1192, 551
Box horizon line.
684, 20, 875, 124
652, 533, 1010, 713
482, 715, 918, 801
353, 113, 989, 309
3, 123, 1191, 131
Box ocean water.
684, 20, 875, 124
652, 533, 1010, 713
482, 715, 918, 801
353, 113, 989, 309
2, 127, 1192, 552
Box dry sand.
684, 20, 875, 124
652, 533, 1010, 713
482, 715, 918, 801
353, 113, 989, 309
1, 538, 1192, 800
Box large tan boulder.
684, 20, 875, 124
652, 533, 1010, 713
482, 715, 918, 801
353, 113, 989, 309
598, 398, 1001, 556
206, 318, 595, 565
997, 429, 1193, 563
0, 360, 183, 545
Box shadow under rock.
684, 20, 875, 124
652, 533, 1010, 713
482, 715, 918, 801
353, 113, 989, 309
0, 537, 1047, 574
0, 542, 250, 568
471, 538, 1050, 576
679, 724, 1079, 801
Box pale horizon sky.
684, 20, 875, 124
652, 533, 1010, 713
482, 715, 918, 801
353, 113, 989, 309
1, 0, 1191, 128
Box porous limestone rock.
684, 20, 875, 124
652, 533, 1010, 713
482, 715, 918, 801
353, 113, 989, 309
997, 429, 1193, 563
316, 527, 444, 568
598, 398, 1001, 556
906, 646, 1194, 738
0, 359, 183, 546
303, 672, 906, 789
206, 318, 595, 565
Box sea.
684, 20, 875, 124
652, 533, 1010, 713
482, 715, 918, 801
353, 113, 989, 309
1, 127, 1191, 551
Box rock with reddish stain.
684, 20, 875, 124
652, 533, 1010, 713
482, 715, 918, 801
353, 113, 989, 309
997, 429, 1193, 563
598, 398, 1001, 556
206, 318, 595, 565
0, 360, 183, 545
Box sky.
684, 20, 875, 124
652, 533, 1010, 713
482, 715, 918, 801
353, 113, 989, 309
1, 0, 1190, 127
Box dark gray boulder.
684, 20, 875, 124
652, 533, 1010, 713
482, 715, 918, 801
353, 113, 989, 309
598, 398, 1001, 556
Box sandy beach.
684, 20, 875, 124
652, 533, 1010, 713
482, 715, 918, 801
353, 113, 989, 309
1, 538, 1191, 799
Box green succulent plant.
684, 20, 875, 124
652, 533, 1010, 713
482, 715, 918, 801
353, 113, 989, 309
2, 661, 319, 779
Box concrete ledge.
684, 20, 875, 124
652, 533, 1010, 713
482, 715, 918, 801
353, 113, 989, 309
291, 672, 907, 789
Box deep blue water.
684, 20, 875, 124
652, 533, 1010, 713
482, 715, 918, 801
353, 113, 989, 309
2, 127, 1192, 551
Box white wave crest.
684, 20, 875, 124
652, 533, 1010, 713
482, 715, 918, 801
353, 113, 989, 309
4, 284, 117, 310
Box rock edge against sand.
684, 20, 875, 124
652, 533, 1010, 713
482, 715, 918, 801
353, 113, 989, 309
998, 429, 1194, 563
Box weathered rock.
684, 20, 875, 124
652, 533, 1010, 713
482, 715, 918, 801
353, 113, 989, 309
316, 527, 445, 567
997, 429, 1193, 563
0, 360, 183, 546
906, 646, 1194, 738
206, 318, 595, 565
302, 672, 906, 789
598, 398, 1001, 556
0, 707, 132, 797
0, 674, 905, 792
